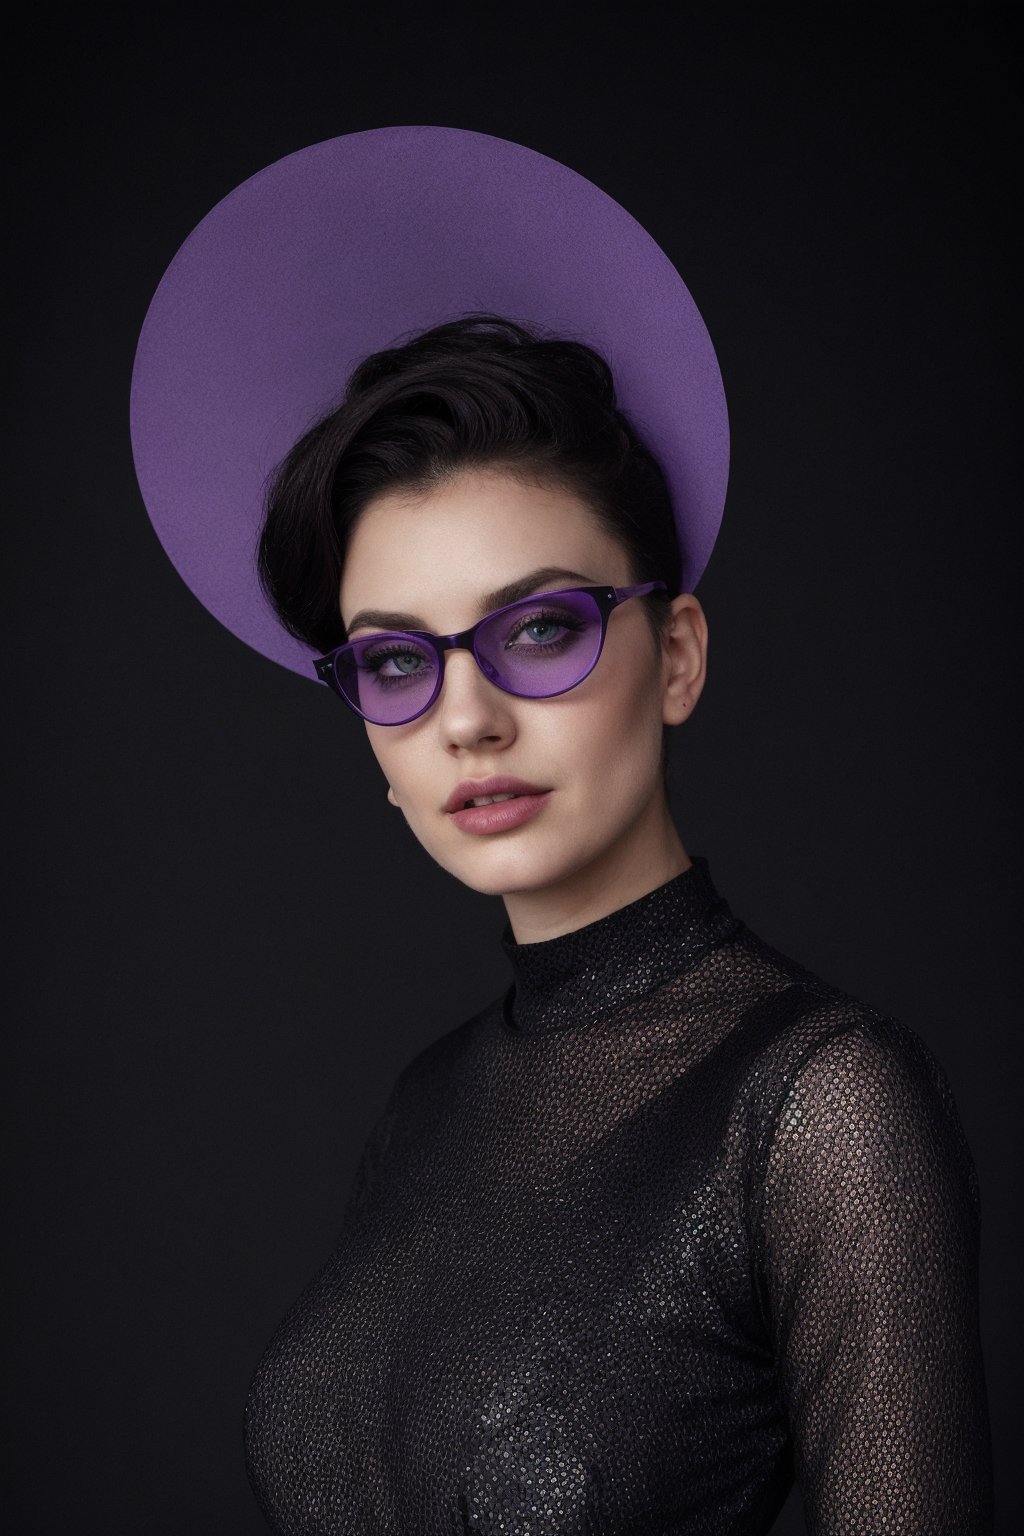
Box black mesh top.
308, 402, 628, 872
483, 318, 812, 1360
243, 855, 993, 1533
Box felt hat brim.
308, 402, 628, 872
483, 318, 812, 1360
130, 126, 729, 680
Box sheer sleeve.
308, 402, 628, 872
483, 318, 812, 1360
754, 1021, 993, 1533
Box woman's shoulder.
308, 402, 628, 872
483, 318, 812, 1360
728, 923, 960, 1105
724, 956, 981, 1233
718, 925, 981, 1213
383, 993, 504, 1105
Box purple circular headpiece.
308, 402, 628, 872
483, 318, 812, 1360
130, 126, 729, 680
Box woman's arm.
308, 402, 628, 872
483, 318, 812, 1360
755, 1021, 994, 1533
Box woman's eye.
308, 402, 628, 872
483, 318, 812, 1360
506, 610, 580, 646
380, 653, 426, 676
519, 620, 563, 643
360, 644, 431, 679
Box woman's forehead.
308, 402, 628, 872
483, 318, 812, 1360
339, 470, 630, 628
344, 564, 602, 637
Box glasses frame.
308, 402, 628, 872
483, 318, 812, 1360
313, 581, 668, 725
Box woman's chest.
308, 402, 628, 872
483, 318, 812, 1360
245, 1092, 780, 1535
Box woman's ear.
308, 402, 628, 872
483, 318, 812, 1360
661, 593, 708, 726
387, 785, 400, 807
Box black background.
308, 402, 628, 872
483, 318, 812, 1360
7, 6, 1020, 1531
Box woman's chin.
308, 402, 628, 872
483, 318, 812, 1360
440, 841, 600, 902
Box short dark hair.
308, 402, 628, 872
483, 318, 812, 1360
256, 312, 683, 658
260, 317, 684, 786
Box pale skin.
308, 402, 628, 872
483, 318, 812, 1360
338, 465, 709, 943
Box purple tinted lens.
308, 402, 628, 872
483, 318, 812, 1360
477, 589, 603, 697
336, 590, 605, 724
338, 632, 439, 723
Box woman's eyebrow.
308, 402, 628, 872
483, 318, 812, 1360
345, 566, 596, 635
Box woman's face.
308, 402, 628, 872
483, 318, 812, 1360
338, 466, 705, 935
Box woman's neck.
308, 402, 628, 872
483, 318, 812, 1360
502, 793, 691, 944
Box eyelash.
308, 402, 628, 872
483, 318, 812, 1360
358, 606, 586, 677
358, 643, 427, 683
504, 608, 586, 646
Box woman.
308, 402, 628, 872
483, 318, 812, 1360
241, 313, 993, 1534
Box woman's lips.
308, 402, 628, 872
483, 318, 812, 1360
448, 791, 552, 835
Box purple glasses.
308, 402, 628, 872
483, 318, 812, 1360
313, 582, 667, 725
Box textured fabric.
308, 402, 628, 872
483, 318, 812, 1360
243, 856, 993, 1534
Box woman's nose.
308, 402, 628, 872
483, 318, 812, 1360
434, 647, 516, 746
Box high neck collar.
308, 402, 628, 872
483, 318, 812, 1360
499, 855, 743, 1036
